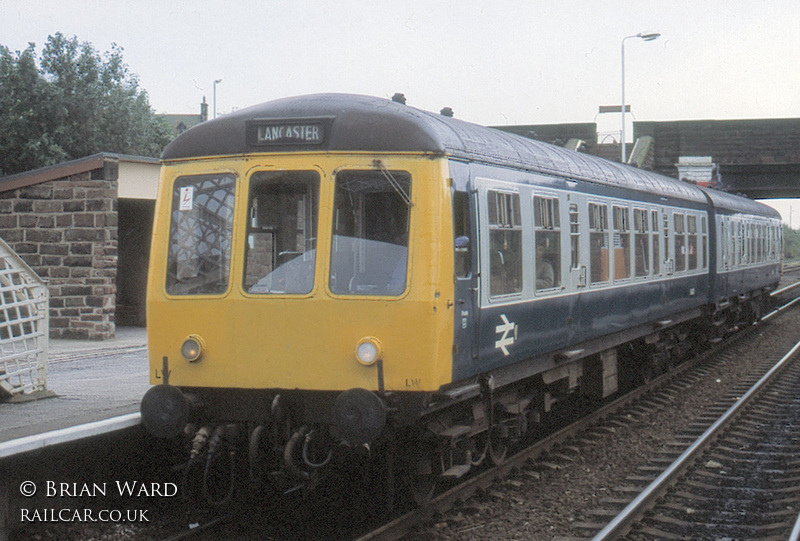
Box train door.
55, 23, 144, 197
452, 167, 480, 370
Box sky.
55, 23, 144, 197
2, 0, 799, 223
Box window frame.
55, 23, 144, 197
588, 201, 610, 286
165, 172, 237, 297
533, 193, 562, 293
487, 188, 524, 299
242, 169, 321, 296
328, 168, 413, 297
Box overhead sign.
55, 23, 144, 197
598, 105, 631, 114
246, 118, 332, 147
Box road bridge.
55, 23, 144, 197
634, 118, 800, 199
497, 117, 800, 200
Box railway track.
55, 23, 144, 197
583, 274, 800, 540
592, 336, 800, 539
584, 280, 800, 540
373, 288, 800, 541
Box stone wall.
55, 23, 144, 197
0, 172, 118, 340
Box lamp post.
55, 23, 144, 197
621, 32, 660, 163
213, 79, 222, 118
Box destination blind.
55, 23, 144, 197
247, 119, 329, 146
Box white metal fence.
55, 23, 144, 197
0, 237, 49, 398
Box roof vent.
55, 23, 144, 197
391, 93, 407, 104
440, 107, 454, 117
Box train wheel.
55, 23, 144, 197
408, 445, 442, 506
639, 363, 655, 386
751, 297, 765, 323
366, 435, 398, 514
470, 432, 489, 467
488, 424, 508, 465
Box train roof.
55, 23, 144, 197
162, 93, 767, 210
698, 186, 781, 219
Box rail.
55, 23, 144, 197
0, 236, 49, 399
771, 279, 800, 297
790, 510, 800, 541
591, 336, 800, 540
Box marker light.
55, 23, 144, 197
181, 335, 205, 362
355, 337, 383, 366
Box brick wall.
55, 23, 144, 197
0, 172, 118, 340
634, 118, 800, 177
494, 123, 599, 154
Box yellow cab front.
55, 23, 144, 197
146, 153, 455, 394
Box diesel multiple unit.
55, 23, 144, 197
141, 94, 782, 504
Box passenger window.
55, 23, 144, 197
720, 219, 727, 269
589, 202, 609, 284
569, 203, 580, 270
534, 196, 561, 291
329, 169, 411, 296
745, 223, 752, 264
687, 215, 698, 270
758, 224, 765, 262
488, 190, 522, 297
674, 213, 686, 272
613, 206, 631, 280
663, 212, 671, 271
634, 209, 649, 277
739, 222, 745, 265
652, 210, 660, 275
701, 216, 708, 268
770, 224, 777, 261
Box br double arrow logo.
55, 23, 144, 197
494, 314, 517, 356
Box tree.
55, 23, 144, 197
783, 225, 800, 262
0, 33, 172, 176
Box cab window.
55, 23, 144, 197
244, 171, 320, 294
453, 191, 472, 279
166, 174, 236, 295
330, 169, 411, 296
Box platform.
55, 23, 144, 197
0, 327, 150, 447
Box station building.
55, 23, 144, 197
0, 154, 158, 340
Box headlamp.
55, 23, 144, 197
355, 336, 383, 366
181, 335, 205, 362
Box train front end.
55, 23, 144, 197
140, 97, 457, 497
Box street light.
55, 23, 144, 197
621, 32, 660, 163
213, 79, 222, 118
